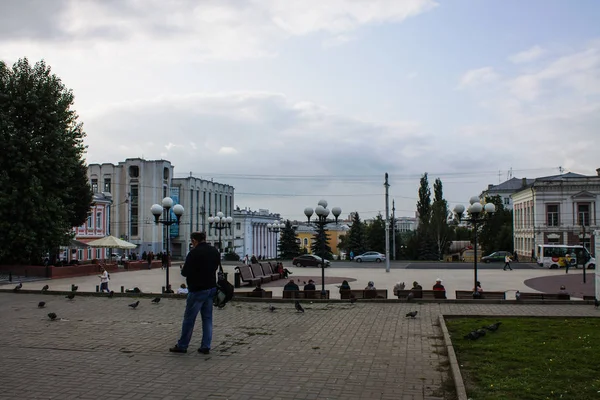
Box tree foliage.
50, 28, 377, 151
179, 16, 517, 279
278, 220, 301, 259
431, 178, 451, 259
345, 212, 367, 255
311, 221, 332, 260
365, 214, 386, 254
416, 173, 432, 226
0, 58, 92, 264
478, 195, 514, 255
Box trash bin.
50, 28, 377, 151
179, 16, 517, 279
234, 272, 241, 288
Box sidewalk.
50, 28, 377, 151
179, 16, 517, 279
1, 292, 598, 400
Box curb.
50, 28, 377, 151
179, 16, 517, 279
439, 315, 468, 400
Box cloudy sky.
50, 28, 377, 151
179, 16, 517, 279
2, 0, 599, 221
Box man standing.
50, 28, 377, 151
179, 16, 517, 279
170, 232, 220, 354
503, 254, 513, 271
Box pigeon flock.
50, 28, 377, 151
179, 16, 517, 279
464, 322, 502, 340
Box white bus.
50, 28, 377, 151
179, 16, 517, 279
536, 244, 596, 269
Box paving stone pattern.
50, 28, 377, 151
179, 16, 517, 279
1, 293, 599, 400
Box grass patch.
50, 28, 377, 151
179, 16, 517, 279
446, 317, 600, 400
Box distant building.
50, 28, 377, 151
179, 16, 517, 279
73, 192, 112, 261
294, 223, 349, 258
481, 177, 535, 209
512, 170, 600, 260
395, 217, 417, 232
233, 208, 282, 260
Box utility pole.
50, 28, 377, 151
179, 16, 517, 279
392, 200, 396, 261
384, 173, 390, 273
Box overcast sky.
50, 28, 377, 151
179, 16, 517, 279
3, 0, 599, 221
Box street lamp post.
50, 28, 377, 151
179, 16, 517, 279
581, 224, 587, 284
267, 221, 285, 261
304, 200, 342, 298
150, 197, 184, 293
208, 212, 233, 257
453, 196, 495, 294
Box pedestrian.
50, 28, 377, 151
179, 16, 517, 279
365, 281, 376, 290
243, 254, 249, 265
473, 281, 483, 298
170, 231, 220, 354
503, 254, 513, 271
177, 283, 188, 294
564, 254, 572, 274
98, 267, 110, 293
147, 251, 153, 270
349, 251, 354, 261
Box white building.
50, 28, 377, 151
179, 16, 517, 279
233, 208, 282, 260
512, 171, 600, 260
171, 176, 234, 255
395, 217, 417, 232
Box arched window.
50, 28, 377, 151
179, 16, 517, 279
96, 212, 102, 229
303, 238, 308, 246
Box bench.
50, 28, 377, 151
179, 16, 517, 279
455, 290, 506, 300
250, 263, 272, 283
260, 262, 280, 280
234, 265, 261, 286
583, 295, 597, 301
517, 292, 570, 301
234, 291, 273, 298
282, 290, 330, 299
340, 289, 388, 299
396, 290, 446, 300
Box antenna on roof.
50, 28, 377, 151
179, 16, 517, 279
507, 167, 513, 180
559, 166, 564, 174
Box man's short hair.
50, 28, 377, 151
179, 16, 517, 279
191, 232, 206, 242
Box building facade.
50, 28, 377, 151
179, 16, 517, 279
395, 217, 417, 232
73, 193, 112, 261
295, 223, 349, 258
512, 171, 600, 260
171, 176, 235, 255
233, 208, 282, 260
481, 177, 535, 210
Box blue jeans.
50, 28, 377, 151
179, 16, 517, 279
177, 288, 216, 350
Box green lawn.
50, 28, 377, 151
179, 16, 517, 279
446, 317, 600, 400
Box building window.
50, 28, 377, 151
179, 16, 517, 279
96, 212, 102, 229
164, 167, 169, 180
91, 179, 98, 193
87, 212, 93, 229
129, 166, 139, 178
96, 249, 101, 259
303, 238, 308, 246
236, 222, 241, 230
103, 178, 111, 193
130, 185, 139, 236
578, 204, 590, 226
504, 197, 510, 205
88, 248, 92, 259
546, 205, 559, 227
78, 249, 83, 260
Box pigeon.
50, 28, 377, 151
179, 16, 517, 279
515, 291, 521, 301
484, 322, 502, 332
295, 301, 304, 313
406, 311, 418, 318
406, 292, 414, 301
350, 295, 357, 304
464, 330, 480, 340
476, 329, 486, 337
108, 291, 114, 298
13, 283, 23, 292
129, 301, 140, 309
303, 281, 307, 285
594, 298, 599, 309
71, 285, 78, 292
151, 297, 161, 304
268, 304, 276, 312
66, 293, 75, 300
48, 312, 57, 321
38, 301, 46, 308
41, 285, 49, 292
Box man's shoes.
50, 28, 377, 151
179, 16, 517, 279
198, 348, 210, 354
169, 345, 187, 353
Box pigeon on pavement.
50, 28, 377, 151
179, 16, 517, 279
41, 285, 49, 292
295, 301, 304, 313
66, 293, 75, 300
13, 283, 23, 292
38, 301, 46, 308
350, 295, 357, 304
48, 312, 57, 321
268, 305, 276, 312
484, 322, 502, 332
129, 301, 140, 309
406, 311, 418, 318
151, 297, 161, 304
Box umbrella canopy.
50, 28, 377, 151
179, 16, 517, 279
87, 235, 137, 249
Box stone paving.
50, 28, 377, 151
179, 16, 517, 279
1, 291, 600, 400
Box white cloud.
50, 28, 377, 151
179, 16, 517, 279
458, 67, 499, 88
508, 45, 545, 64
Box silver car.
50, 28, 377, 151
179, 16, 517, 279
354, 251, 386, 263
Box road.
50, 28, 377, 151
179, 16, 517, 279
322, 261, 542, 270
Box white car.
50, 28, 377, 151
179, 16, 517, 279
354, 251, 386, 263
111, 253, 128, 262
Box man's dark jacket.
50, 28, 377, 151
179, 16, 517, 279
181, 242, 220, 292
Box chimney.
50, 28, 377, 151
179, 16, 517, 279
522, 177, 527, 187
597, 168, 600, 176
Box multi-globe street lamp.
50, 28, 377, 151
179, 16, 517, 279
452, 196, 495, 294
267, 221, 285, 261
150, 197, 184, 293
208, 212, 233, 256
304, 200, 342, 298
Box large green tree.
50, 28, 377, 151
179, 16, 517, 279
311, 222, 332, 260
365, 214, 386, 254
0, 58, 92, 265
478, 195, 513, 255
431, 178, 451, 260
415, 173, 438, 260
345, 212, 367, 256
278, 220, 301, 259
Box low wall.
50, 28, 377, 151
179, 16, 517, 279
0, 260, 162, 279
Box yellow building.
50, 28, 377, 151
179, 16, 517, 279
295, 223, 349, 259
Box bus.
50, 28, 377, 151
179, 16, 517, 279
536, 244, 595, 269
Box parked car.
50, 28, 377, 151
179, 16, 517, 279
111, 253, 129, 262
354, 251, 386, 263
292, 254, 331, 268
481, 251, 511, 263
